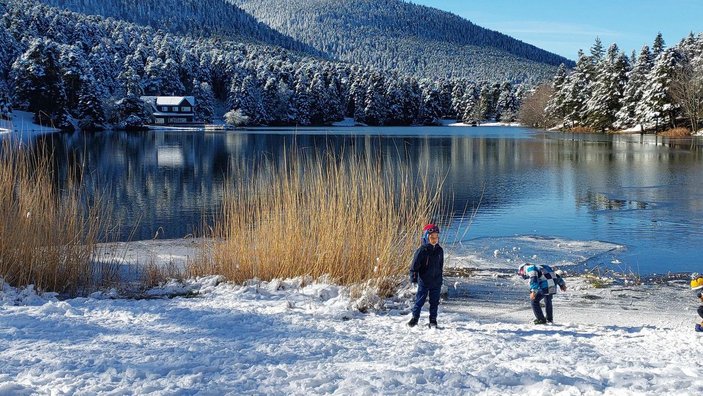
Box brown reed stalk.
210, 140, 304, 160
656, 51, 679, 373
0, 139, 109, 296
191, 147, 446, 292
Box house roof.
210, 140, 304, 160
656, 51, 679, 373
141, 96, 195, 106
152, 112, 195, 117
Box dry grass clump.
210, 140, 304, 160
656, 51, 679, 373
657, 127, 690, 137
566, 126, 596, 133
0, 139, 108, 296
190, 149, 445, 291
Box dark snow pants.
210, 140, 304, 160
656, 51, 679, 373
531, 292, 554, 322
698, 305, 703, 319
411, 283, 440, 321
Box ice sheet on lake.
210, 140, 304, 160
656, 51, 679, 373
446, 235, 624, 271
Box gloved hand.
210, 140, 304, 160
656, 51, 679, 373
410, 272, 418, 284
560, 284, 567, 292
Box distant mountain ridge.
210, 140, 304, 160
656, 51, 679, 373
230, 0, 574, 82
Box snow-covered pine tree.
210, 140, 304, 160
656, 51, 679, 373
615, 46, 653, 130
292, 68, 312, 125
400, 77, 422, 124
560, 50, 593, 127
459, 85, 479, 124
450, 81, 466, 119
636, 48, 683, 131
653, 32, 666, 59
496, 82, 519, 122
545, 63, 568, 122
263, 78, 293, 125
590, 37, 605, 64
584, 44, 630, 131
192, 80, 215, 123
10, 38, 70, 128
238, 74, 265, 125
76, 75, 106, 131
308, 71, 332, 125
362, 71, 387, 126
0, 80, 12, 121
418, 82, 443, 125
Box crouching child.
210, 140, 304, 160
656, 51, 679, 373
691, 273, 703, 332
518, 263, 567, 325
407, 224, 444, 329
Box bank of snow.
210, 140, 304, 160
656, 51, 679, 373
449, 121, 522, 127
0, 111, 61, 138
2, 265, 702, 394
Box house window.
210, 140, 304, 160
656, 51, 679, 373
172, 106, 179, 112
155, 118, 165, 124
181, 106, 191, 112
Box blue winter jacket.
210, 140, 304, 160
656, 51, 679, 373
525, 264, 565, 294
409, 243, 444, 289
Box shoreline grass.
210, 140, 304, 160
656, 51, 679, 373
190, 147, 447, 294
0, 138, 110, 296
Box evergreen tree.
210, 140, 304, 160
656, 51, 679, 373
10, 38, 70, 129
0, 80, 12, 121
561, 50, 593, 127
615, 46, 653, 129
459, 85, 479, 123
545, 63, 568, 122
418, 83, 443, 125
238, 74, 265, 125
590, 37, 604, 63
192, 80, 215, 123
363, 72, 387, 125
584, 44, 630, 131
636, 48, 682, 130
653, 32, 666, 58
76, 76, 106, 131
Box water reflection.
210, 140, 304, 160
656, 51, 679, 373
36, 127, 703, 273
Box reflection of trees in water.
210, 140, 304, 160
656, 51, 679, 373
577, 192, 649, 212
36, 129, 703, 241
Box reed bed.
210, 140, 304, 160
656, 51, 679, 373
658, 127, 690, 137
191, 149, 446, 293
0, 139, 109, 296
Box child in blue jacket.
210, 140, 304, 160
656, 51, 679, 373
407, 224, 444, 328
519, 263, 567, 324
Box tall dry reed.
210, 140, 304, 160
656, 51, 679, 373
0, 139, 109, 296
191, 149, 446, 292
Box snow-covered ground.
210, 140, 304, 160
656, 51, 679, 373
0, 111, 61, 138
448, 121, 522, 127
2, 238, 702, 394
331, 117, 358, 127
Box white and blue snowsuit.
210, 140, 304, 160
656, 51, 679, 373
523, 264, 565, 323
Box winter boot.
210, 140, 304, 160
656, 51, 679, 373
407, 316, 419, 327
428, 319, 438, 329
696, 323, 703, 332
534, 319, 547, 325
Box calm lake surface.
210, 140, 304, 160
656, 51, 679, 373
37, 126, 703, 275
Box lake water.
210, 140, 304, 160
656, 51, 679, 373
36, 126, 703, 275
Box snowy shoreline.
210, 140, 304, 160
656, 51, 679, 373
2, 239, 702, 394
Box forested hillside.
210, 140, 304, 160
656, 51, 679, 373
546, 34, 703, 133
36, 0, 324, 56
231, 0, 573, 82
0, 0, 526, 130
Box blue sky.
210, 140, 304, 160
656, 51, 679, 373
411, 0, 703, 60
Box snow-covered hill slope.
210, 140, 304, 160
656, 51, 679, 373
232, 0, 574, 82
